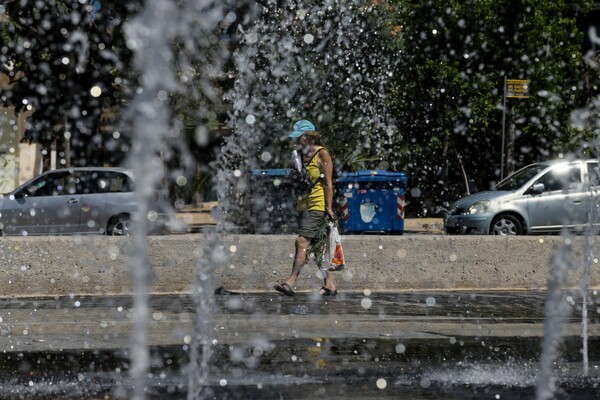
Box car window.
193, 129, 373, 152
78, 171, 133, 194
24, 172, 76, 197
587, 162, 600, 187
107, 172, 133, 192
535, 164, 581, 192
495, 163, 547, 191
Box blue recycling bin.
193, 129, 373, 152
336, 170, 407, 234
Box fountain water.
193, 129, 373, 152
535, 26, 600, 399
3, 1, 597, 399
123, 1, 600, 399
124, 1, 226, 399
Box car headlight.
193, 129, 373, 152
467, 200, 490, 214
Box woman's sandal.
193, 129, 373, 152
274, 282, 295, 297
320, 286, 338, 296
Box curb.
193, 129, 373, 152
0, 234, 598, 297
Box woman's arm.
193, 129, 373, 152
319, 148, 335, 220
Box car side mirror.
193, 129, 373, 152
528, 183, 545, 195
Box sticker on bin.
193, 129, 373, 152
340, 196, 349, 221
360, 202, 376, 223
397, 195, 405, 220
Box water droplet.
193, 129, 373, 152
291, 305, 307, 315
229, 245, 237, 253
260, 151, 272, 162
363, 289, 371, 296
395, 343, 406, 353
426, 297, 436, 306
361, 298, 372, 309
245, 114, 256, 125
245, 32, 258, 44
90, 86, 102, 97
303, 34, 314, 44
449, 254, 457, 262
411, 187, 422, 197
176, 175, 187, 186
376, 378, 387, 389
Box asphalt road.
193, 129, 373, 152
0, 290, 598, 399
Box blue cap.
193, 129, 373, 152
288, 119, 315, 138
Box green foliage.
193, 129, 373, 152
2, 0, 598, 215
0, 1, 142, 165
378, 0, 594, 215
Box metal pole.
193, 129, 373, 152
501, 76, 507, 180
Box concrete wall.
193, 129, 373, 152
1, 234, 599, 297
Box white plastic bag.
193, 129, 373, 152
325, 221, 346, 271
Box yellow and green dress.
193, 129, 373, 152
297, 146, 325, 213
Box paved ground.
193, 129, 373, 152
0, 290, 598, 399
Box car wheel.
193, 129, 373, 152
490, 214, 522, 235
108, 215, 133, 236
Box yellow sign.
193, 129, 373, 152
506, 79, 530, 99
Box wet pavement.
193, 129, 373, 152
0, 290, 598, 399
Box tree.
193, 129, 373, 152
0, 0, 142, 166
222, 0, 400, 174
380, 0, 594, 215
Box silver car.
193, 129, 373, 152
0, 167, 172, 236
444, 159, 600, 235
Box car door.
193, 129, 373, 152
584, 160, 600, 228
0, 171, 82, 235
77, 170, 136, 233
527, 163, 585, 232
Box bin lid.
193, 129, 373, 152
251, 169, 292, 177
336, 170, 407, 185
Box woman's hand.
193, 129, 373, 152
326, 208, 336, 221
